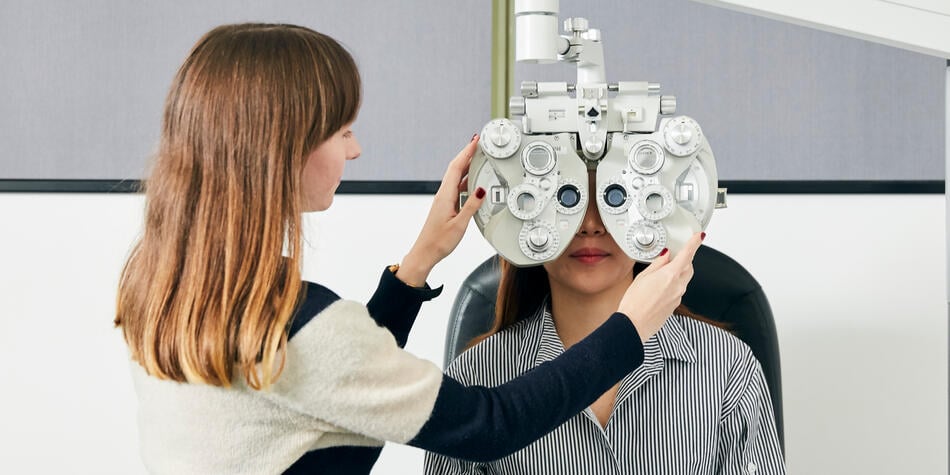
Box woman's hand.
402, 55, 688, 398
617, 232, 705, 343
396, 135, 487, 287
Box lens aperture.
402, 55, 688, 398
557, 185, 580, 208
604, 184, 627, 208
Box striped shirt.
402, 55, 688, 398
425, 304, 785, 475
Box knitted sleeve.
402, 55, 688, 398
268, 299, 645, 461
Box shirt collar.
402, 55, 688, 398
524, 300, 696, 370
654, 314, 697, 363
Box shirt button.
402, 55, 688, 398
747, 462, 758, 473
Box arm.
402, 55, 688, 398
407, 313, 641, 461
717, 353, 786, 475
366, 266, 442, 347
365, 137, 481, 347
268, 300, 644, 462
423, 357, 490, 474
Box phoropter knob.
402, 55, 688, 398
635, 228, 656, 247
625, 221, 668, 260
662, 116, 703, 157
526, 226, 550, 252
479, 119, 522, 159
564, 17, 589, 33
660, 95, 677, 115
509, 96, 526, 116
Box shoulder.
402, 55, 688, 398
445, 315, 540, 385
288, 281, 341, 340
676, 315, 753, 360
674, 315, 761, 378
674, 315, 764, 402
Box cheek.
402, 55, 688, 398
303, 159, 324, 189
543, 260, 577, 287
332, 154, 346, 177
304, 154, 339, 185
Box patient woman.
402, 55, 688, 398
425, 174, 785, 474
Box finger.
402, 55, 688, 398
438, 134, 480, 196
670, 232, 704, 269
454, 186, 486, 224
639, 248, 671, 276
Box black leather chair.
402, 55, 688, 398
444, 245, 784, 450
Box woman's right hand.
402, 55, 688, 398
396, 135, 486, 287
617, 232, 705, 343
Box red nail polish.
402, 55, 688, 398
659, 248, 669, 257
471, 133, 478, 142
701, 232, 706, 241
475, 187, 486, 199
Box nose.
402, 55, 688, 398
577, 199, 606, 236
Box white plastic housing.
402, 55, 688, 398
514, 0, 560, 63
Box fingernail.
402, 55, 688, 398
700, 232, 706, 241
475, 187, 486, 199
659, 248, 669, 257
471, 133, 478, 142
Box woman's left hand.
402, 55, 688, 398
396, 135, 487, 287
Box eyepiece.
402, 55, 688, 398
603, 184, 627, 208
557, 184, 581, 208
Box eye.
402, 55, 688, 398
342, 130, 353, 139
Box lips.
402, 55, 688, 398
570, 247, 609, 258
569, 247, 610, 264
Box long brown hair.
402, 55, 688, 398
471, 258, 724, 347
115, 23, 361, 390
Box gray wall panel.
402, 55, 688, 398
0, 1, 492, 181
516, 0, 945, 181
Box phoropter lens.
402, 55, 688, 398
557, 185, 580, 208
604, 184, 627, 208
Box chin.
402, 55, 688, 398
304, 196, 333, 212
576, 281, 621, 296
572, 268, 633, 294
553, 272, 618, 295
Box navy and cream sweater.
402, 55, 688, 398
130, 268, 645, 474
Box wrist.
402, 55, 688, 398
617, 310, 650, 344
394, 252, 435, 288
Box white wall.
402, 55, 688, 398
0, 193, 945, 474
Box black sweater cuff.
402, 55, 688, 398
366, 267, 443, 347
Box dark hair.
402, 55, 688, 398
470, 258, 726, 348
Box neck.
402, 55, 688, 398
548, 279, 630, 350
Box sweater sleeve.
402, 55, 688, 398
423, 359, 490, 474
366, 267, 442, 348
408, 312, 642, 462
268, 300, 644, 459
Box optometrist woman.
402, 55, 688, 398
114, 23, 702, 475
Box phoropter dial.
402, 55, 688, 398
628, 140, 665, 175
480, 118, 523, 159
662, 116, 703, 157
521, 142, 557, 176
625, 221, 668, 260
519, 221, 560, 261
508, 183, 547, 221
636, 184, 675, 221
